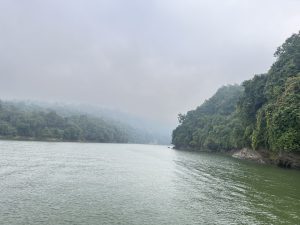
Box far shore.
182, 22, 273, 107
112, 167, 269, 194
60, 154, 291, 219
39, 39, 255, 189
0, 136, 167, 146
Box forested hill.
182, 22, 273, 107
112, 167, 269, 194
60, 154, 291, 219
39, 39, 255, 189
173, 85, 244, 150
172, 31, 300, 153
0, 101, 169, 144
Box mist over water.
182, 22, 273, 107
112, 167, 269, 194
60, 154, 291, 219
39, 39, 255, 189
1, 140, 299, 225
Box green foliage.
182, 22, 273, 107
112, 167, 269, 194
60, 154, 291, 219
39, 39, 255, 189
265, 32, 300, 101
172, 85, 244, 151
251, 107, 268, 150
238, 74, 268, 124
265, 76, 300, 152
172, 31, 300, 153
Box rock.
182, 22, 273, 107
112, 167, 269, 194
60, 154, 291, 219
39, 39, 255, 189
276, 152, 300, 169
232, 148, 265, 164
232, 148, 300, 169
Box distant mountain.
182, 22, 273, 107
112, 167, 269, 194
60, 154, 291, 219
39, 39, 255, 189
0, 100, 171, 144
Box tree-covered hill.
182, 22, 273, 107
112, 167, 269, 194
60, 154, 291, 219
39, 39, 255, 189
0, 100, 168, 144
172, 85, 244, 150
172, 31, 300, 154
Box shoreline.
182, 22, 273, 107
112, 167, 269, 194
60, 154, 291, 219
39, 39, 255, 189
230, 148, 300, 170
1, 137, 299, 169
174, 146, 300, 170
0, 136, 165, 145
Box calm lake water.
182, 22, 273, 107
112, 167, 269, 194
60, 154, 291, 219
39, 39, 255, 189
0, 140, 299, 225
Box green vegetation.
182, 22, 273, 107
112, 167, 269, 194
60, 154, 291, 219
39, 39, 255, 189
172, 85, 244, 151
0, 101, 158, 144
172, 31, 300, 153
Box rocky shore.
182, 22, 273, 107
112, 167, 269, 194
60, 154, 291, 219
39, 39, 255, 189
232, 148, 265, 164
231, 148, 300, 169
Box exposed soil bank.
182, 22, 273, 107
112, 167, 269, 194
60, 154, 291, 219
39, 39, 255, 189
231, 148, 300, 169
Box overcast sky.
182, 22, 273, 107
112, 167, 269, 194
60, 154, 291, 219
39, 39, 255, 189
0, 0, 299, 127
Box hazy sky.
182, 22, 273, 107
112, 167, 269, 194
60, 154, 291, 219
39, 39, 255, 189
0, 0, 299, 126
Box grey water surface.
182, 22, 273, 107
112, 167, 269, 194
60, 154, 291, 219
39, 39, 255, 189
0, 140, 299, 225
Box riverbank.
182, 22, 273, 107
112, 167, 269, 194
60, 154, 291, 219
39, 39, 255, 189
0, 136, 162, 145
0, 136, 117, 144
231, 148, 300, 169
173, 146, 300, 170
0, 136, 62, 142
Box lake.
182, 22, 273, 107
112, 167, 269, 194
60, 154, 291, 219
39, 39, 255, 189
0, 140, 299, 225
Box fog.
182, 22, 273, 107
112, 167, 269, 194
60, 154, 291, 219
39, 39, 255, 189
0, 0, 299, 127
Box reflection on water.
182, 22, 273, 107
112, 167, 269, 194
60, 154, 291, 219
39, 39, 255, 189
0, 140, 299, 225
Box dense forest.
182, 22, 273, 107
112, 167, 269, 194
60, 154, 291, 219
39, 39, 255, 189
0, 101, 167, 144
172, 31, 300, 154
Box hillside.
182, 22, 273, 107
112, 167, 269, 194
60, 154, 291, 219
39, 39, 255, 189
172, 85, 244, 150
172, 31, 300, 166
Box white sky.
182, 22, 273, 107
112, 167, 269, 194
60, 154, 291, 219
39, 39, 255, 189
0, 0, 299, 126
